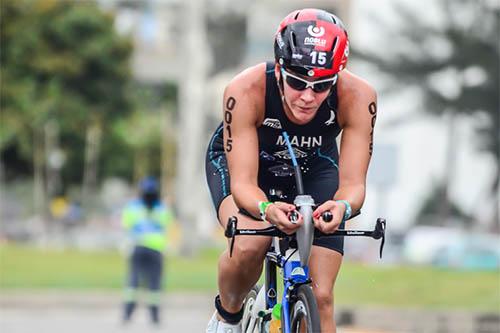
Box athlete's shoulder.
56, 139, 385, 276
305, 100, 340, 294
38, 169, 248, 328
223, 63, 267, 124
224, 63, 267, 99
336, 70, 377, 127
337, 70, 376, 102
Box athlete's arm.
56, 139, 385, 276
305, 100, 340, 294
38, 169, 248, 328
222, 65, 265, 219
223, 65, 301, 233
313, 71, 377, 232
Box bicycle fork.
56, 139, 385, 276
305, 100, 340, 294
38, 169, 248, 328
281, 249, 310, 333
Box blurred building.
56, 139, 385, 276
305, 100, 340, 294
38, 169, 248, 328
101, 0, 353, 249
97, 0, 498, 253
104, 0, 350, 82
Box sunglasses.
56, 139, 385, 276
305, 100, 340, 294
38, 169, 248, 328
281, 68, 337, 93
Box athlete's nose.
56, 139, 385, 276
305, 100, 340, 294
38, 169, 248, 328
299, 87, 316, 103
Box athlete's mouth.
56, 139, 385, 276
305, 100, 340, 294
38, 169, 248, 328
295, 105, 316, 113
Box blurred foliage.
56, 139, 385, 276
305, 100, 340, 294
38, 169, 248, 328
355, 0, 498, 169
356, 1, 498, 152
113, 108, 163, 180
1, 244, 499, 310
354, 0, 499, 223
110, 82, 178, 182
416, 181, 473, 227
0, 0, 132, 181
0, 1, 178, 189
1, 0, 132, 148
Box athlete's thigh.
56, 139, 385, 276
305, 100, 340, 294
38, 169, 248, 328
218, 195, 271, 256
309, 245, 343, 294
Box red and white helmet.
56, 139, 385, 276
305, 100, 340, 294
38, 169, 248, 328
274, 8, 349, 78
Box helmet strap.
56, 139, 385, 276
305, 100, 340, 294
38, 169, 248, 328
277, 70, 287, 106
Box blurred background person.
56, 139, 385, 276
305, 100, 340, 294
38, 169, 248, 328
121, 176, 173, 326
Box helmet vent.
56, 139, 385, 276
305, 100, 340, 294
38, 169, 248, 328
294, 11, 301, 20
331, 36, 338, 53
290, 31, 297, 49
330, 15, 337, 24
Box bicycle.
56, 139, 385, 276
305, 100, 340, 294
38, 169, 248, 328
224, 132, 387, 333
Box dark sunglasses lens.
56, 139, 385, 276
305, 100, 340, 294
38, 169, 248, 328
286, 76, 307, 90
312, 81, 333, 93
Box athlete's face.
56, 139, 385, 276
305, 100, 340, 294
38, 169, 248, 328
275, 66, 333, 125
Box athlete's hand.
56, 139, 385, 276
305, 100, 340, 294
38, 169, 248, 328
266, 202, 303, 235
312, 200, 345, 234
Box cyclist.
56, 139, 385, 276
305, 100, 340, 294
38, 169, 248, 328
205, 8, 377, 333
122, 176, 173, 326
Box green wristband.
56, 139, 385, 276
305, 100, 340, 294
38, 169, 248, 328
258, 201, 273, 221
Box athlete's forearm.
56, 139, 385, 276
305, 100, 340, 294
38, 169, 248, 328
333, 183, 366, 213
231, 182, 269, 219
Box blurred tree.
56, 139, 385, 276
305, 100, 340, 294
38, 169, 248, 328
354, 0, 499, 228
206, 10, 246, 74
416, 181, 473, 227
1, 1, 133, 214
108, 82, 177, 188
113, 109, 162, 181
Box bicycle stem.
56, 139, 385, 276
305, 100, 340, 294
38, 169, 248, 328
283, 131, 315, 266
294, 195, 315, 266
225, 132, 386, 260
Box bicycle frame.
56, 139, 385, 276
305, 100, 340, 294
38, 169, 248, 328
266, 239, 310, 333
226, 215, 386, 333
224, 131, 386, 332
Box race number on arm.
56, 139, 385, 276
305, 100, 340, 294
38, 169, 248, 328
335, 70, 378, 213
223, 64, 268, 219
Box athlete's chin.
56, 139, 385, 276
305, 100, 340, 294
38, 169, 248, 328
291, 107, 317, 124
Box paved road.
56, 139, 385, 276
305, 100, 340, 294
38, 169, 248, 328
0, 291, 380, 333
0, 292, 215, 333
1, 292, 498, 333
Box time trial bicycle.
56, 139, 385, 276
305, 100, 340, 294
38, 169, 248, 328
224, 132, 386, 333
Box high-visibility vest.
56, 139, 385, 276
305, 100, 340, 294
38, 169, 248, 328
122, 199, 173, 252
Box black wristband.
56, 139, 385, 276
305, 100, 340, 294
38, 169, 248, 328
214, 295, 244, 324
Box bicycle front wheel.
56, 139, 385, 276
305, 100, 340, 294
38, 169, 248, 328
289, 285, 321, 333
241, 285, 261, 333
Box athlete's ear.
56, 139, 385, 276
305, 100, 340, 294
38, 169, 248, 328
275, 64, 284, 93
274, 64, 281, 82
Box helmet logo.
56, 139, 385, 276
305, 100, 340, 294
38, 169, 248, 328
305, 25, 327, 47
307, 25, 325, 37
307, 70, 315, 77
276, 32, 285, 49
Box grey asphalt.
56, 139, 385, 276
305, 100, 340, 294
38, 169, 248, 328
1, 292, 498, 333
0, 292, 213, 333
